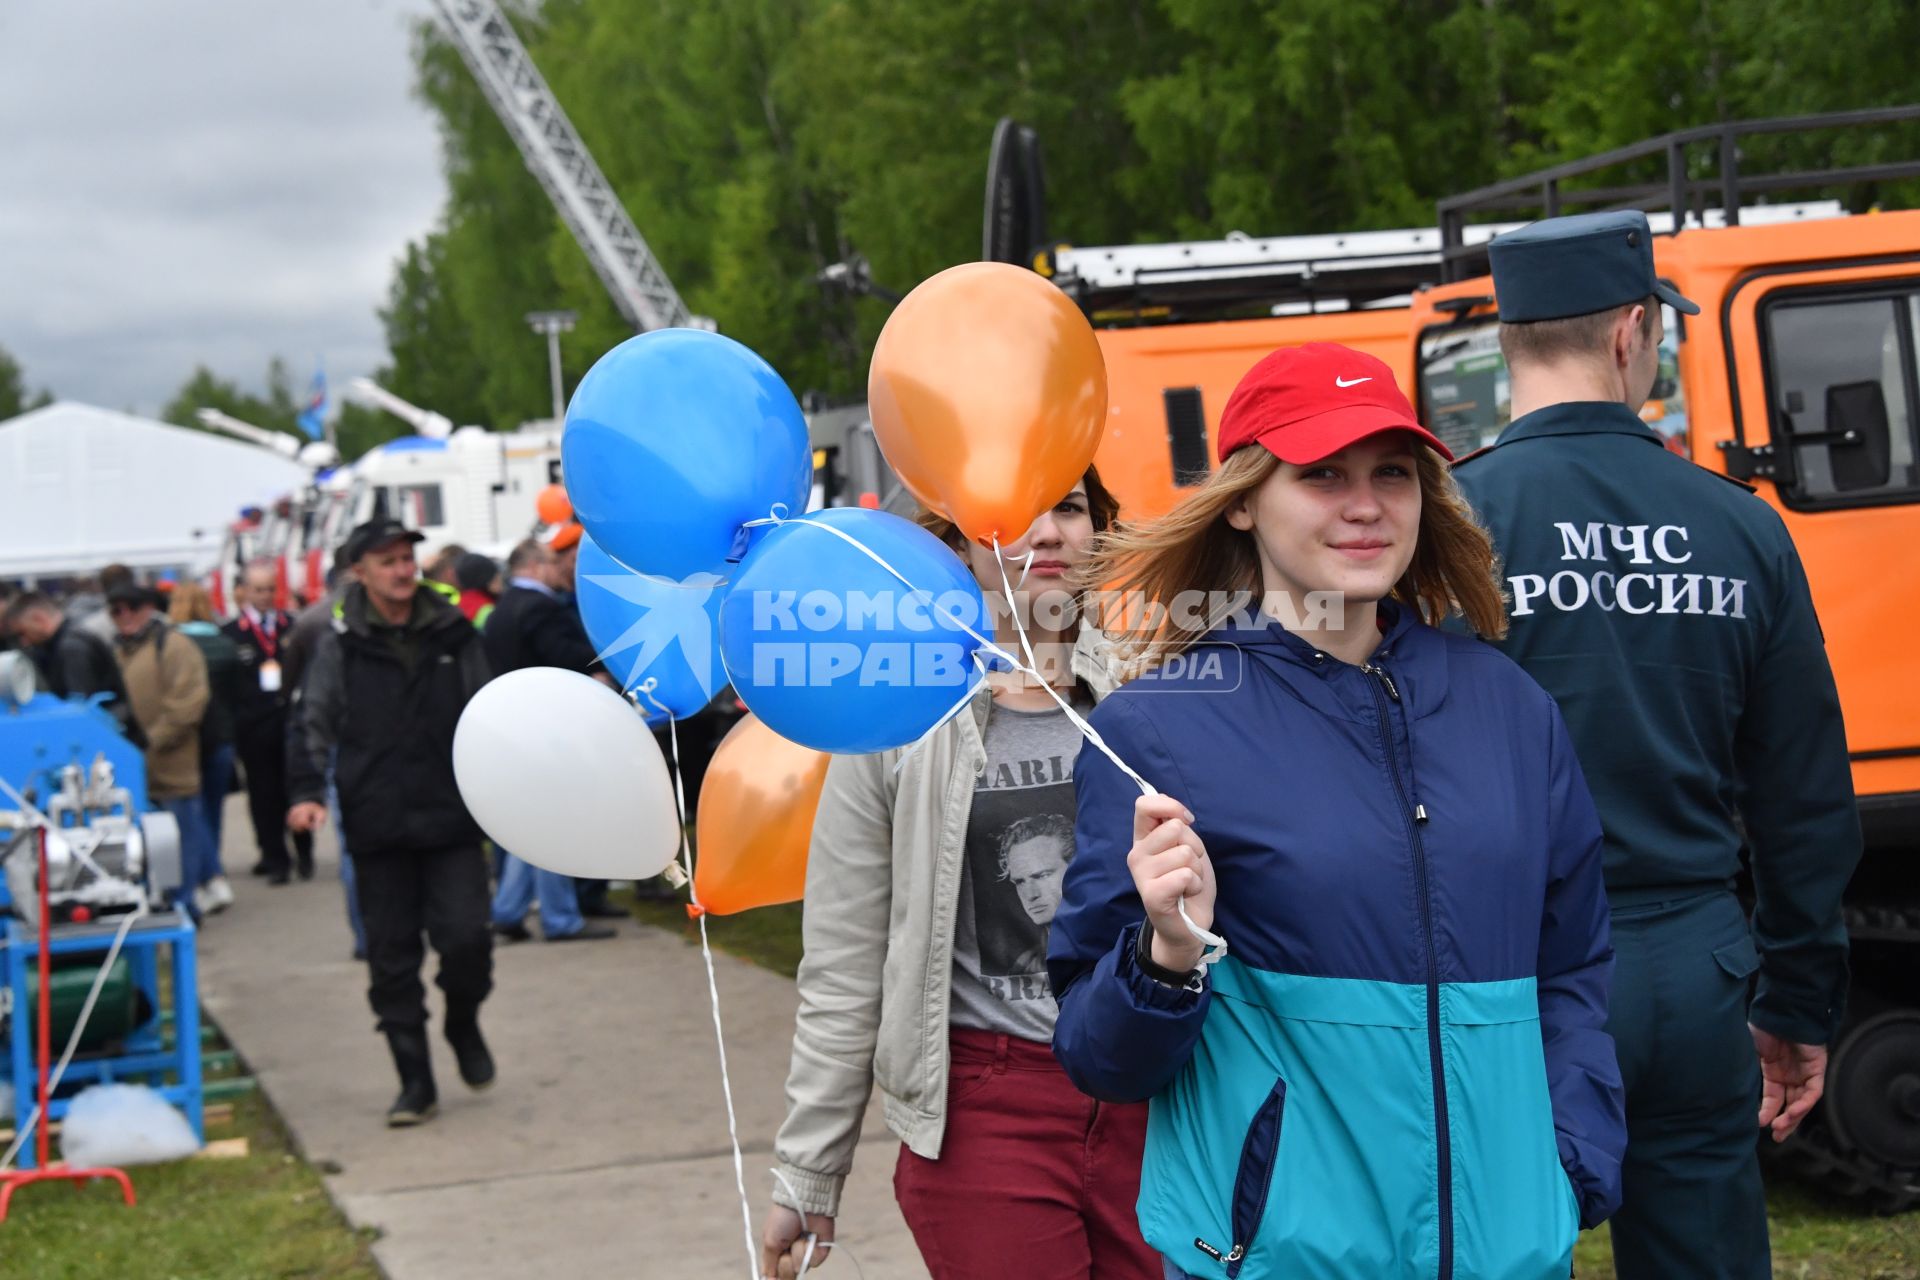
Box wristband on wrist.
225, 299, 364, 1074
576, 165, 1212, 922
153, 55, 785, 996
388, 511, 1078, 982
1136, 919, 1204, 991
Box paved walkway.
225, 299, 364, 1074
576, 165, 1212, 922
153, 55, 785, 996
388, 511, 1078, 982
197, 799, 927, 1280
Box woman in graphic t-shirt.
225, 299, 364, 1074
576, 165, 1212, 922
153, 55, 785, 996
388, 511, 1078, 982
760, 466, 1161, 1280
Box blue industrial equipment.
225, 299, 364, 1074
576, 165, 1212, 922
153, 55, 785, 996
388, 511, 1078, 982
0, 678, 201, 1171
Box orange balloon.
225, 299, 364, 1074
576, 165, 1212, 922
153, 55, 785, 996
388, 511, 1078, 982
535, 483, 573, 525
868, 262, 1108, 545
692, 714, 830, 916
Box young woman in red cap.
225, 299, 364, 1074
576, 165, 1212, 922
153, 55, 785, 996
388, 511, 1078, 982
761, 467, 1166, 1280
1050, 344, 1625, 1280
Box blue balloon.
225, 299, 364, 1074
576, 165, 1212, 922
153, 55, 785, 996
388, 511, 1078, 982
575, 532, 728, 725
563, 329, 813, 581
720, 508, 989, 754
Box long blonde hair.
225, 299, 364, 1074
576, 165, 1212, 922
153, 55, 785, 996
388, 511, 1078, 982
1080, 442, 1507, 674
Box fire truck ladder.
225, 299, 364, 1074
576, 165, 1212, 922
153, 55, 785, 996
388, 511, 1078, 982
430, 0, 693, 332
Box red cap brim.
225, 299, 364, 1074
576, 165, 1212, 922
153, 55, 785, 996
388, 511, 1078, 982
1252, 404, 1454, 465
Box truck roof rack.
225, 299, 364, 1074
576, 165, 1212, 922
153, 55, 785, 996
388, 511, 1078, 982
1051, 203, 1841, 321
1051, 224, 1499, 320
1438, 104, 1920, 281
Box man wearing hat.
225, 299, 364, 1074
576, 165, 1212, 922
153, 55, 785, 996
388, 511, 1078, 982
1452, 211, 1862, 1277
286, 518, 498, 1126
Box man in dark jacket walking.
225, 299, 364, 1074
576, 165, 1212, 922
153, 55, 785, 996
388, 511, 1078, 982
224, 559, 313, 884
287, 519, 496, 1126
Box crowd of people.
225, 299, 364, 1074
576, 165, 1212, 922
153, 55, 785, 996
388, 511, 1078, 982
0, 512, 723, 1128
0, 208, 1865, 1280
2, 561, 309, 918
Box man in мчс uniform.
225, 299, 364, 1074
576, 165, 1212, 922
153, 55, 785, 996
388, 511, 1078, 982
1452, 210, 1862, 1279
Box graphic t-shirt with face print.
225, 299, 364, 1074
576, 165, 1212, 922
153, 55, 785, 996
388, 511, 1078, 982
948, 697, 1087, 1043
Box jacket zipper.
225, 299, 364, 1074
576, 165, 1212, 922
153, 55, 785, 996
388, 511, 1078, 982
1220, 1078, 1287, 1276
1363, 661, 1452, 1280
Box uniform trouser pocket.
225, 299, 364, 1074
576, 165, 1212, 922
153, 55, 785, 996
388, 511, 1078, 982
1608, 891, 1763, 1114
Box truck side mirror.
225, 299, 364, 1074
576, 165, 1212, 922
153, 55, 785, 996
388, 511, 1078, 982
1825, 380, 1893, 492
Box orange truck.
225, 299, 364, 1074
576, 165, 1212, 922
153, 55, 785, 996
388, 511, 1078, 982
999, 105, 1920, 1208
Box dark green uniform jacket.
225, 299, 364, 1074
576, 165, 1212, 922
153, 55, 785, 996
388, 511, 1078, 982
1454, 401, 1862, 1044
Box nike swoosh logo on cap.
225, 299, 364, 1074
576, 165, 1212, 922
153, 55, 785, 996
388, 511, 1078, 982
1335, 376, 1373, 388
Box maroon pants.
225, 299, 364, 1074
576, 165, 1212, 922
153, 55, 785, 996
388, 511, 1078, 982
893, 1028, 1159, 1280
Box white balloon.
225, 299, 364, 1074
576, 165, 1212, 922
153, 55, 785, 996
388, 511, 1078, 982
453, 667, 679, 879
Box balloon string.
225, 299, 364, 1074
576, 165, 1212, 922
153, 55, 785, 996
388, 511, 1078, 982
631, 680, 690, 887
989, 535, 1046, 684
697, 913, 757, 1280
986, 536, 1227, 969
637, 679, 756, 1278
891, 651, 992, 778
997, 540, 1037, 590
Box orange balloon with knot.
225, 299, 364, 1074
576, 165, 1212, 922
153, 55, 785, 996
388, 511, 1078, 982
867, 262, 1107, 547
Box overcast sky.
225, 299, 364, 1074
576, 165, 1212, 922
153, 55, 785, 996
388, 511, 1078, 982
0, 0, 449, 418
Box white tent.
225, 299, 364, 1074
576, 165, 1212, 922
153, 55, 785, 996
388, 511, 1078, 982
0, 402, 310, 579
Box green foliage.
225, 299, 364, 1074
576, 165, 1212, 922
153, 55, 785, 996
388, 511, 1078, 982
379, 234, 497, 431
161, 362, 305, 440
158, 361, 409, 462
378, 0, 1920, 418
0, 344, 53, 420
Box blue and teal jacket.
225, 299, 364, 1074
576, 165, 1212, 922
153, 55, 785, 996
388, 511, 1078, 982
1049, 606, 1624, 1280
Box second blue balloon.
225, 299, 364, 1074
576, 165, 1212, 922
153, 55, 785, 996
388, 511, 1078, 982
575, 531, 728, 724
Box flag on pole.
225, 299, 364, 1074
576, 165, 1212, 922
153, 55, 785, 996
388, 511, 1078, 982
296, 362, 328, 440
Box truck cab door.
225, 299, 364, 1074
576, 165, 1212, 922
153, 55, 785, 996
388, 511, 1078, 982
1720, 263, 1920, 801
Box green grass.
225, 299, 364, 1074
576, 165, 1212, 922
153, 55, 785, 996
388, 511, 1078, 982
625, 892, 807, 977
4, 1090, 381, 1279
1574, 1181, 1920, 1277
632, 895, 1920, 1277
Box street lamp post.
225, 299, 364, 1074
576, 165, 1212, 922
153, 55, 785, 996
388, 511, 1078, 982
525, 309, 578, 425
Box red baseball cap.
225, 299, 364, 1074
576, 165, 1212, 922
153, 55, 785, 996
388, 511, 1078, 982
1216, 343, 1452, 465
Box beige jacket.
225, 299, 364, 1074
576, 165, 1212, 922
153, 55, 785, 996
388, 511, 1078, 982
771, 629, 1116, 1218
118, 621, 210, 800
